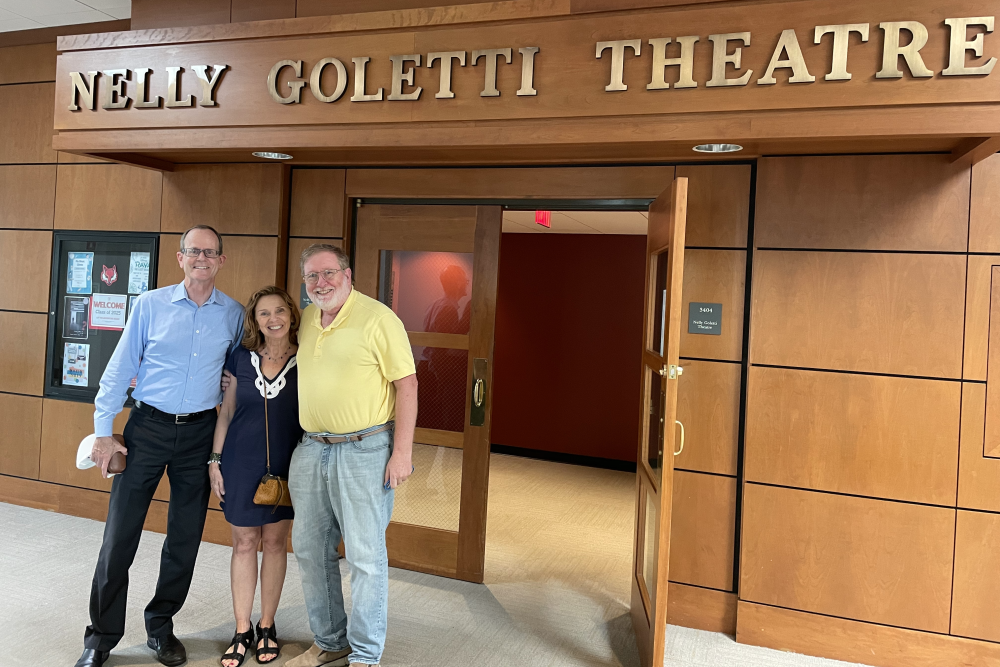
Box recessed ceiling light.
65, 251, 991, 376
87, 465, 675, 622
252, 151, 293, 160
693, 143, 743, 153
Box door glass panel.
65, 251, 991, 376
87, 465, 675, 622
391, 442, 462, 531
414, 345, 468, 432
641, 487, 659, 609
379, 250, 474, 334
644, 366, 665, 487
648, 251, 669, 355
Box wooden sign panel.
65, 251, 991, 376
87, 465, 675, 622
53, 0, 1000, 132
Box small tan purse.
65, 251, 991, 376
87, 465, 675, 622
252, 390, 292, 512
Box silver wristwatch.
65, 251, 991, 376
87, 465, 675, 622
208, 452, 222, 465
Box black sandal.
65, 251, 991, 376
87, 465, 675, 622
255, 621, 280, 664
221, 628, 255, 667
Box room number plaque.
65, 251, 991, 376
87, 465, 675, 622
688, 302, 722, 335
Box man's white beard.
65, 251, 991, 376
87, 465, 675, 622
310, 288, 341, 310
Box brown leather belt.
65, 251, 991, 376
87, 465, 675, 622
309, 423, 393, 444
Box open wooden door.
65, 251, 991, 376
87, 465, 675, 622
631, 178, 688, 667
354, 203, 501, 583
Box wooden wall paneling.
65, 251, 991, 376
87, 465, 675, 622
750, 251, 966, 378
130, 0, 231, 30
740, 484, 955, 633
674, 360, 739, 476
964, 255, 1000, 381
0, 475, 110, 521
158, 233, 278, 306
0, 230, 51, 310
669, 470, 736, 591
0, 43, 56, 84
736, 600, 1000, 667
161, 164, 283, 235
297, 0, 489, 15
287, 237, 343, 293
54, 4, 1000, 131
952, 510, 1000, 642
0, 312, 47, 395
54, 165, 162, 232
157, 236, 182, 287
676, 165, 750, 249
958, 383, 1000, 512
571, 0, 732, 12
346, 167, 675, 200
970, 154, 1000, 254
0, 394, 42, 478
984, 267, 1000, 458
0, 82, 55, 163
666, 583, 736, 635
290, 169, 346, 238
38, 399, 130, 492
745, 367, 960, 506
0, 165, 56, 229
58, 152, 109, 164
755, 155, 970, 252
0, 475, 232, 547
679, 249, 745, 362
232, 0, 296, 22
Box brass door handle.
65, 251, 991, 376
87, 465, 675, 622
658, 365, 684, 379
674, 420, 685, 456
473, 378, 485, 407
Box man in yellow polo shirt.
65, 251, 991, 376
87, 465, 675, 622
287, 244, 417, 667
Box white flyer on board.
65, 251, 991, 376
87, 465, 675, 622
62, 343, 89, 387
128, 252, 150, 294
90, 293, 128, 330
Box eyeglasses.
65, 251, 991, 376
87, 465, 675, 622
181, 247, 221, 258
303, 268, 346, 285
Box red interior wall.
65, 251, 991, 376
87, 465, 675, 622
490, 233, 646, 462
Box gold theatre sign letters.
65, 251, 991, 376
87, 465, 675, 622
67, 17, 997, 112
52, 0, 1000, 132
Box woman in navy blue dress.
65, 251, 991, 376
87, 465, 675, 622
208, 286, 302, 666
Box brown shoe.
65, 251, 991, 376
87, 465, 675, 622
285, 643, 351, 667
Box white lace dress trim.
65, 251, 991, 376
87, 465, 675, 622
249, 351, 297, 399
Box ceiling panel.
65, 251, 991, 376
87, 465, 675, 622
0, 0, 128, 31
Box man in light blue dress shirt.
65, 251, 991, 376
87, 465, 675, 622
74, 226, 244, 667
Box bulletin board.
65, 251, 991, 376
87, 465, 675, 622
44, 231, 159, 403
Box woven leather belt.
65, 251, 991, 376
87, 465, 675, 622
309, 423, 393, 444
135, 401, 215, 425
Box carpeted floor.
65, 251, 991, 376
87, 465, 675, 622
2, 455, 871, 667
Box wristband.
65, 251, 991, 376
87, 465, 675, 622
207, 452, 222, 465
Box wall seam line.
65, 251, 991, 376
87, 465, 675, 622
740, 599, 990, 643
745, 480, 958, 512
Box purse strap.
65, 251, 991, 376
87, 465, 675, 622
263, 376, 271, 475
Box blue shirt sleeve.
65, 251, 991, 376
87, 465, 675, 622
93, 294, 149, 437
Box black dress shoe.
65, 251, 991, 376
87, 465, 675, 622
73, 648, 109, 667
147, 633, 187, 666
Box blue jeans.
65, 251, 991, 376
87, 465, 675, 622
288, 425, 395, 666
